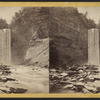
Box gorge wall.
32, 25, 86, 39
24, 38, 49, 67
49, 7, 94, 67
50, 27, 88, 68
10, 7, 96, 67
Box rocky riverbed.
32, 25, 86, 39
0, 65, 49, 94
50, 65, 100, 93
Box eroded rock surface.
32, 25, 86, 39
50, 65, 100, 93
24, 38, 49, 68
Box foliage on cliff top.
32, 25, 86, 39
0, 18, 8, 29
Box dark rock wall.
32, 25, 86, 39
11, 7, 96, 66
50, 24, 88, 67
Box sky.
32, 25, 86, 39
0, 7, 100, 24
0, 7, 22, 24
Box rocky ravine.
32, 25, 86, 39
0, 38, 49, 94
50, 65, 100, 93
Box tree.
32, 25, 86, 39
0, 18, 8, 29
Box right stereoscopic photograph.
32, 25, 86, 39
49, 7, 100, 93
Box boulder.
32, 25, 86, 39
63, 84, 73, 89
60, 73, 68, 76
85, 85, 97, 93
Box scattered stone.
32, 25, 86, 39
0, 86, 10, 93
85, 85, 97, 93
10, 87, 27, 93
52, 76, 60, 80
71, 86, 77, 91
79, 78, 84, 81
86, 77, 95, 82
63, 84, 73, 89
6, 78, 16, 81
92, 71, 99, 74
82, 88, 91, 93
92, 67, 98, 70
0, 77, 16, 82
71, 79, 76, 82
73, 82, 85, 92
50, 64, 100, 93
79, 70, 83, 73
59, 81, 73, 85
0, 77, 7, 82
50, 69, 56, 72
0, 87, 27, 94
96, 87, 100, 92
68, 71, 79, 76
2, 70, 11, 75
1, 90, 10, 93
74, 82, 84, 86
70, 66, 78, 71
60, 73, 68, 76
94, 75, 100, 80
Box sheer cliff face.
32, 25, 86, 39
48, 8, 90, 67
24, 37, 49, 67
24, 24, 49, 67
11, 7, 96, 66
50, 25, 88, 68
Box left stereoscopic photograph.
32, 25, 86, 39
0, 7, 49, 93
